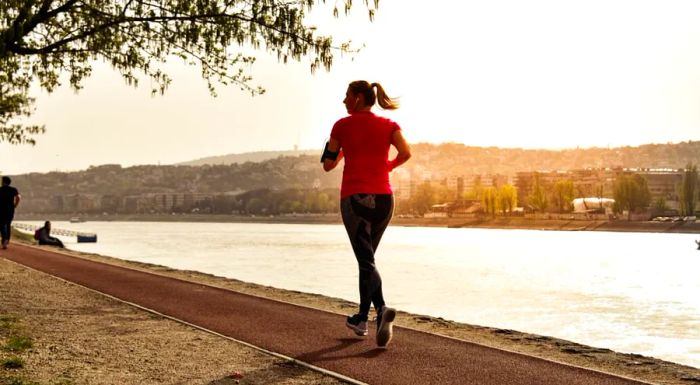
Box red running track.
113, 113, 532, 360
2, 244, 651, 385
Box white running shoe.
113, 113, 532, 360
376, 306, 396, 347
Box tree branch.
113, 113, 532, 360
2, 0, 35, 54
131, 22, 258, 92
121, 0, 135, 16
38, 0, 56, 16
7, 1, 353, 59
18, 0, 81, 42
10, 14, 123, 54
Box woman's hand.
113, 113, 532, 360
389, 130, 411, 170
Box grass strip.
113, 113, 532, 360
9, 228, 35, 243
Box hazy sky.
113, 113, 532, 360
2, 0, 700, 175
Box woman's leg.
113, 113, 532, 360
368, 195, 393, 312
341, 194, 393, 319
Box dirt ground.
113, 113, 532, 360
2, 241, 700, 385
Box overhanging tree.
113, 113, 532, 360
1, 0, 378, 144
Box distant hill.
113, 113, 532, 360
13, 140, 700, 215
178, 150, 317, 166
12, 140, 700, 203
177, 141, 700, 175
404, 140, 700, 177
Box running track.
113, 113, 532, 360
2, 244, 652, 385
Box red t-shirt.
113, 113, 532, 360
330, 111, 400, 198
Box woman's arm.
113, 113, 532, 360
322, 137, 344, 172
389, 130, 411, 170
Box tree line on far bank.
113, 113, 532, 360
612, 162, 698, 219
401, 162, 699, 219
9, 154, 699, 219
195, 188, 340, 216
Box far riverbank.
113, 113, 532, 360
16, 213, 700, 234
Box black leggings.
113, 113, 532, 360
341, 194, 394, 320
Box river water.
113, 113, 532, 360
20, 220, 700, 368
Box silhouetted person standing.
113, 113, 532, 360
0, 176, 21, 249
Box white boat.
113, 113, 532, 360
69, 217, 85, 223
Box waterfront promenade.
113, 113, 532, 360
1, 244, 653, 385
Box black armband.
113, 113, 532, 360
320, 142, 339, 162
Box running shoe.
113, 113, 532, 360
376, 306, 397, 347
346, 314, 368, 336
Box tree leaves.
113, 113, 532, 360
0, 70, 45, 145
0, 0, 379, 144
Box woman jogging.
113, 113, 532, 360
321, 80, 411, 347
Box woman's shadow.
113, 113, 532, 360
294, 337, 387, 363
206, 337, 387, 385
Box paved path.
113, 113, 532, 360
2, 244, 651, 385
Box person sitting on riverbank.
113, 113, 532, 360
34, 221, 65, 248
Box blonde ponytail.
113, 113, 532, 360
371, 82, 400, 110
348, 80, 400, 110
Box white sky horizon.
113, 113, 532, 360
2, 0, 700, 175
